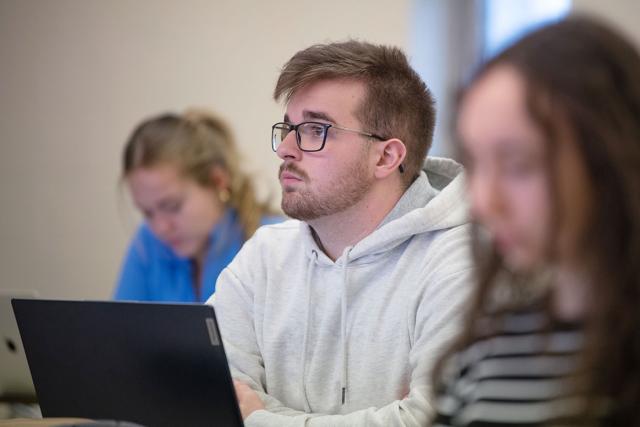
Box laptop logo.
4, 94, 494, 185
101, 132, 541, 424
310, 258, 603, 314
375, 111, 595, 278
5, 338, 17, 353
205, 318, 220, 346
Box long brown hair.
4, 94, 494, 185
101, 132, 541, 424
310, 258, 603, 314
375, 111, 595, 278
122, 108, 276, 239
434, 16, 640, 424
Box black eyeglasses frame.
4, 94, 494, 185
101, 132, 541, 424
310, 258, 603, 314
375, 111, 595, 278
271, 121, 386, 153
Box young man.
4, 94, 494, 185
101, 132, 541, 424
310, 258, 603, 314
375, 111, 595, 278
210, 40, 472, 426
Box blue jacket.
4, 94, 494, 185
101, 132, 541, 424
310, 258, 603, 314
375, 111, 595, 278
114, 209, 282, 302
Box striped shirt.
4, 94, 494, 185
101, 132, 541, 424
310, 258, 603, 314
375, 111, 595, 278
432, 307, 593, 426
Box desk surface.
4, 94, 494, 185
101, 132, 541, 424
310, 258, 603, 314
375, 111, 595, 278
0, 419, 94, 426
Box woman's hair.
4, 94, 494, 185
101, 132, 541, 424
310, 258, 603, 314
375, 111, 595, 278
434, 16, 640, 422
122, 108, 275, 239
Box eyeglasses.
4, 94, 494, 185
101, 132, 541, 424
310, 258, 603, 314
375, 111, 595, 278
271, 121, 385, 152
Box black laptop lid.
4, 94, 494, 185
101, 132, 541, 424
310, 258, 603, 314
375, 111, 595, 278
12, 299, 243, 427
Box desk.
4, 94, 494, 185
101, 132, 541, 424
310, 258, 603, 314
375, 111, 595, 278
0, 419, 94, 426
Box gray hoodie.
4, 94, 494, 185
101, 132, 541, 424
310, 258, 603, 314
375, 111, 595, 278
210, 157, 473, 426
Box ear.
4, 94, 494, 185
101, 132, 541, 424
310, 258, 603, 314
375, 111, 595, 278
373, 138, 406, 179
209, 165, 230, 191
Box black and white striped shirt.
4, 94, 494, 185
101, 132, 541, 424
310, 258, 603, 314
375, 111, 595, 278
432, 307, 591, 426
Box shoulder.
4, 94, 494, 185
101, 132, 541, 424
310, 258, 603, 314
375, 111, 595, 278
254, 217, 301, 234
217, 219, 309, 296
225, 219, 307, 273
414, 223, 473, 269
432, 222, 471, 251
127, 223, 175, 260
245, 218, 304, 249
258, 214, 287, 226
430, 223, 473, 253
130, 223, 155, 242
410, 224, 474, 302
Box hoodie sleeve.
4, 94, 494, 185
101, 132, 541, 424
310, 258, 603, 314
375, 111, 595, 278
213, 225, 473, 427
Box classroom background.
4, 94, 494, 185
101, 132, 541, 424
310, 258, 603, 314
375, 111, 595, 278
1, 0, 638, 300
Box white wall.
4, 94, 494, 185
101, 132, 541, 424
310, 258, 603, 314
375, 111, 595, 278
410, 1, 482, 158
0, 0, 410, 299
572, 0, 640, 44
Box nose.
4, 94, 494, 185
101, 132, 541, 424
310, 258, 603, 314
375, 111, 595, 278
149, 214, 173, 239
276, 130, 302, 161
468, 168, 503, 226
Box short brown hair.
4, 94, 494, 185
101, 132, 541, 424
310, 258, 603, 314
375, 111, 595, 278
274, 40, 435, 187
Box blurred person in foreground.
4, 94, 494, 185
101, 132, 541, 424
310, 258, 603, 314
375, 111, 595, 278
211, 40, 473, 425
114, 109, 282, 302
432, 16, 640, 426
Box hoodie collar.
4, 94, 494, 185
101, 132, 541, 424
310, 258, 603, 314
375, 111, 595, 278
378, 171, 437, 228
302, 156, 468, 265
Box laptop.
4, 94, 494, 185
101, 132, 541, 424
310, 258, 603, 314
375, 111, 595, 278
11, 299, 244, 427
0, 290, 37, 402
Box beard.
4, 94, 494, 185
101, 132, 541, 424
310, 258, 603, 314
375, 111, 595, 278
280, 155, 373, 221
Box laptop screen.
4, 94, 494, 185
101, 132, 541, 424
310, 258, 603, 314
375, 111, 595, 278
12, 299, 243, 427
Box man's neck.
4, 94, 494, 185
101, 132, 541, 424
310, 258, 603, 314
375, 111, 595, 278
307, 184, 404, 261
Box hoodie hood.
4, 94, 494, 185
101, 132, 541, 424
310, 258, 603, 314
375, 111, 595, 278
301, 156, 468, 266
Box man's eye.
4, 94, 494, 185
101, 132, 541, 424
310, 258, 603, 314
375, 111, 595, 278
302, 124, 325, 138
310, 126, 325, 137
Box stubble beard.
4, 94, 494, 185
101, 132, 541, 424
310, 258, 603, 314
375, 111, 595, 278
280, 157, 373, 221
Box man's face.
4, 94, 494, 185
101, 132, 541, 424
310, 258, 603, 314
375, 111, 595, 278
276, 79, 375, 221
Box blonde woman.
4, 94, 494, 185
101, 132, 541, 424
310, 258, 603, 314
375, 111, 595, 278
114, 109, 282, 302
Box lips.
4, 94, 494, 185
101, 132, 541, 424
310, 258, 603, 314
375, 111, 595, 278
280, 171, 302, 183
167, 239, 182, 249
279, 163, 307, 186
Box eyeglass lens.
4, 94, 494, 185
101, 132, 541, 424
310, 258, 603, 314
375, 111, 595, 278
273, 123, 327, 152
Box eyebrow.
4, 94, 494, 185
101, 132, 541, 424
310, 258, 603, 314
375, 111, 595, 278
461, 137, 542, 161
156, 195, 184, 209
283, 110, 338, 124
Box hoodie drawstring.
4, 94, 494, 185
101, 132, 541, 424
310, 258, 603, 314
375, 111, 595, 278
300, 247, 352, 409
340, 247, 353, 405
300, 249, 317, 412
